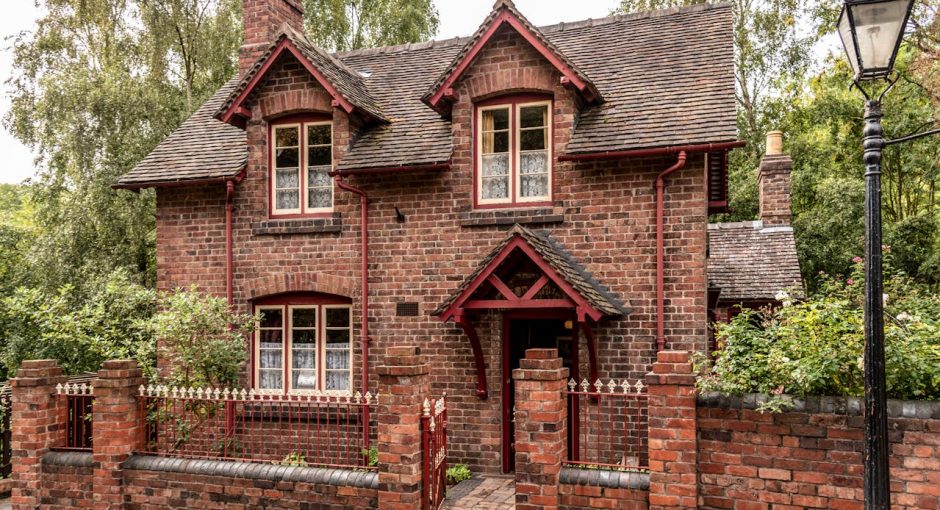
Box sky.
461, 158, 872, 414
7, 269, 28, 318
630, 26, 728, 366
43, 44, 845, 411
0, 0, 837, 185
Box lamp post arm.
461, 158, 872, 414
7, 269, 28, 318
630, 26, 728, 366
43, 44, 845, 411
884, 127, 940, 147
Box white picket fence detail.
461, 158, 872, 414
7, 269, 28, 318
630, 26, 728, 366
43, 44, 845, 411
137, 384, 378, 405
566, 378, 645, 395
56, 382, 94, 396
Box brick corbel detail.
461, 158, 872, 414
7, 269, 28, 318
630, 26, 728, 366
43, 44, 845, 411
646, 350, 698, 510
376, 346, 430, 510
244, 272, 358, 300
92, 360, 145, 510
10, 360, 67, 510
512, 348, 569, 510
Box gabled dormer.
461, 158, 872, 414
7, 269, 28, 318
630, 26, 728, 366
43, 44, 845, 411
422, 0, 602, 117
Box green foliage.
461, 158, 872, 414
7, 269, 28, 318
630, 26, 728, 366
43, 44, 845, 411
700, 258, 940, 404
147, 287, 255, 388
0, 270, 155, 378
303, 0, 439, 51
279, 451, 309, 467
445, 464, 471, 486
362, 446, 378, 467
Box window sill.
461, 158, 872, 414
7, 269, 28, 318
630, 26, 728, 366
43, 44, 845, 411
459, 207, 565, 228
252, 214, 343, 236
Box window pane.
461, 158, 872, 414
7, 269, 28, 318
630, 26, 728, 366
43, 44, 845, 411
260, 370, 282, 390
520, 105, 547, 129
326, 308, 350, 328
308, 146, 331, 166
326, 328, 350, 345
276, 127, 299, 147
484, 108, 509, 131
521, 174, 549, 198
482, 176, 509, 200
520, 129, 546, 151
292, 308, 316, 328
293, 329, 316, 346
308, 188, 332, 210
276, 190, 299, 210
520, 151, 548, 174
293, 370, 317, 390
276, 168, 299, 189
325, 371, 349, 391
261, 329, 283, 344
308, 166, 332, 187
276, 148, 299, 168
259, 348, 282, 369
260, 309, 283, 328
482, 153, 509, 177
326, 349, 350, 369
307, 124, 331, 146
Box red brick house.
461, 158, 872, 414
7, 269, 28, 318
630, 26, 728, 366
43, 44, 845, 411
114, 0, 796, 475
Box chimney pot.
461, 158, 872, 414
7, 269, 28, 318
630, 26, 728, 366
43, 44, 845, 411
766, 131, 784, 155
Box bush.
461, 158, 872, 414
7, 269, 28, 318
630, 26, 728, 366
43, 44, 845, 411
700, 256, 940, 405
446, 464, 472, 486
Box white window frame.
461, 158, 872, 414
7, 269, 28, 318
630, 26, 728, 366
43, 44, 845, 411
270, 121, 334, 216
323, 304, 354, 394
475, 100, 553, 207
303, 121, 335, 214
514, 101, 552, 204
271, 124, 303, 215
252, 303, 353, 395
476, 104, 513, 206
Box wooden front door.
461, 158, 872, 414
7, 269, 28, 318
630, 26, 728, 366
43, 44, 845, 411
501, 315, 575, 473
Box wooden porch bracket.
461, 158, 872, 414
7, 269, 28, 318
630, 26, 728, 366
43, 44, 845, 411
457, 315, 488, 399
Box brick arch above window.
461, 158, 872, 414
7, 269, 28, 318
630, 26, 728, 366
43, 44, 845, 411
244, 272, 357, 302
462, 68, 560, 104
256, 88, 334, 120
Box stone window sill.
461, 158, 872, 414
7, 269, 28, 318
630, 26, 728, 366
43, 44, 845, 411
459, 207, 565, 228
252, 214, 343, 236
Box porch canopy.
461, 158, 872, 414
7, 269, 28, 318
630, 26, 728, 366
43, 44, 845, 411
433, 224, 625, 398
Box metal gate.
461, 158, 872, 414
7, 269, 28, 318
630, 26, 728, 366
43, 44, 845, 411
421, 394, 447, 510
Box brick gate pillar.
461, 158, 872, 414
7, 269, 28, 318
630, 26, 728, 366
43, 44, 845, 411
513, 348, 569, 510
92, 360, 144, 510
377, 346, 430, 510
646, 350, 698, 510
10, 360, 67, 510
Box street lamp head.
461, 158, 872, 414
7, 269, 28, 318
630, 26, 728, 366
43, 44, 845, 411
838, 0, 914, 81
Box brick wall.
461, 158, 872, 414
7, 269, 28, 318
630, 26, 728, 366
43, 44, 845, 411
697, 394, 940, 510
558, 480, 649, 510
39, 453, 94, 510
155, 23, 709, 474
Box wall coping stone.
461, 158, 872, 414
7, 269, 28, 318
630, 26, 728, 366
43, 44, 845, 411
121, 455, 379, 489
42, 451, 96, 468
559, 466, 649, 490
698, 392, 940, 419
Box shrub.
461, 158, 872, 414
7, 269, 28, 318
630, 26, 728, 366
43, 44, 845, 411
446, 464, 472, 485
700, 256, 940, 405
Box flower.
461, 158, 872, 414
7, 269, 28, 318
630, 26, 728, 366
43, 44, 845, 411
847, 279, 855, 285
852, 256, 863, 264
897, 312, 912, 322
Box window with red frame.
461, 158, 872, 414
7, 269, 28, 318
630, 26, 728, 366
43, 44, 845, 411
253, 295, 352, 394
476, 98, 552, 207
271, 120, 334, 216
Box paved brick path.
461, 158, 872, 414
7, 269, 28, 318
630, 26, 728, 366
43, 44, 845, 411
443, 475, 515, 509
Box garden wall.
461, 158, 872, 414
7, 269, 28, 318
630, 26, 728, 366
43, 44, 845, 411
697, 393, 940, 510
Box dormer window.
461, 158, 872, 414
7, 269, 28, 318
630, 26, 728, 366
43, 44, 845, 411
476, 98, 552, 207
271, 119, 333, 216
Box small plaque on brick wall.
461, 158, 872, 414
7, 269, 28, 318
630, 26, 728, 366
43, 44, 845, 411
396, 302, 419, 317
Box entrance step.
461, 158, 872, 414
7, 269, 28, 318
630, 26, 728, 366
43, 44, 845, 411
442, 475, 515, 509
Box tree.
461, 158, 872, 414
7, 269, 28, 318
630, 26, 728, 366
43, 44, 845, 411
303, 0, 440, 51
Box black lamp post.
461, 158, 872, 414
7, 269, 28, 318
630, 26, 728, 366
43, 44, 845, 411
836, 1, 915, 508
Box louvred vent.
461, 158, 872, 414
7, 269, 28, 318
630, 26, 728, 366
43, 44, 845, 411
396, 302, 419, 317
708, 151, 729, 214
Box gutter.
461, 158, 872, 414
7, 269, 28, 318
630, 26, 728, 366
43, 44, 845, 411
112, 169, 247, 191
331, 173, 371, 449
655, 151, 688, 352
558, 141, 746, 162
331, 162, 450, 177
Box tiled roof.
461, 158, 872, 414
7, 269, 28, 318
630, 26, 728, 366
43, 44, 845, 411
432, 224, 626, 318
707, 221, 803, 303
116, 79, 247, 186
119, 2, 736, 185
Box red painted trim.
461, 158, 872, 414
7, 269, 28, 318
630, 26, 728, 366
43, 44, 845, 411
655, 152, 688, 352
558, 141, 747, 162
331, 163, 450, 177
427, 10, 594, 110
220, 39, 360, 125
457, 316, 488, 400
267, 120, 336, 219
487, 274, 520, 302
521, 274, 550, 300
226, 181, 236, 307
439, 236, 604, 322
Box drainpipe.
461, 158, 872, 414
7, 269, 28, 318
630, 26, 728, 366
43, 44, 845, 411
655, 151, 688, 352
333, 175, 371, 400
226, 180, 237, 307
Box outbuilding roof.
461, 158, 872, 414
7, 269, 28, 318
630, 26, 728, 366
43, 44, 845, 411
707, 221, 804, 303
118, 2, 736, 187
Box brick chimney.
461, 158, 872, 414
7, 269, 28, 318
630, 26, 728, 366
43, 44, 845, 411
240, 0, 305, 77
758, 131, 793, 227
